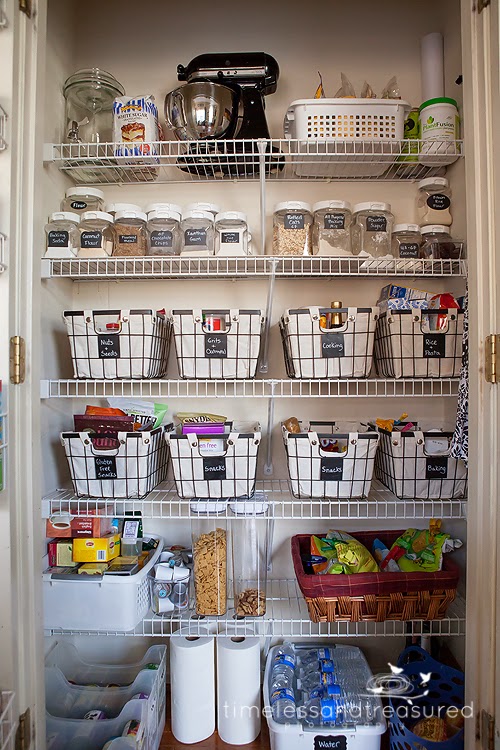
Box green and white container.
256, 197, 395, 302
419, 97, 460, 166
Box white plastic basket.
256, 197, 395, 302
43, 537, 163, 631
284, 98, 410, 177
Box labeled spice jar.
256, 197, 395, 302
61, 187, 104, 214
112, 210, 147, 256
215, 211, 249, 256
392, 224, 423, 259
191, 519, 227, 616
230, 499, 269, 617
44, 212, 80, 258
351, 202, 394, 257
312, 200, 352, 256
181, 210, 215, 256
78, 211, 114, 258
185, 202, 221, 217
417, 177, 452, 226
272, 201, 313, 256
421, 225, 462, 259
147, 209, 181, 256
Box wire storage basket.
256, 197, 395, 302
280, 306, 378, 379
171, 308, 264, 379
64, 308, 171, 379
283, 421, 379, 499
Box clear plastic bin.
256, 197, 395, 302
191, 518, 227, 616
230, 503, 270, 617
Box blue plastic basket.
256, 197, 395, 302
389, 646, 464, 750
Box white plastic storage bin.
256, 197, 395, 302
284, 98, 410, 177
283, 422, 379, 499
171, 308, 264, 379
46, 701, 146, 750
374, 308, 464, 378
166, 423, 261, 499
375, 427, 468, 499
280, 307, 378, 379
61, 426, 170, 499
43, 537, 163, 631
64, 308, 171, 379
45, 641, 165, 684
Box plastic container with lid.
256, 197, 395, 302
63, 68, 125, 143
191, 518, 227, 616
312, 200, 352, 256
273, 201, 313, 256
419, 97, 460, 166
112, 210, 147, 256
391, 224, 422, 259
351, 202, 394, 258
106, 202, 142, 217
215, 211, 249, 257
44, 212, 80, 258
417, 177, 452, 226
421, 225, 462, 259
147, 210, 181, 256
145, 202, 183, 216
78, 211, 114, 258
185, 202, 220, 217
62, 187, 104, 214
181, 210, 215, 257
230, 500, 270, 618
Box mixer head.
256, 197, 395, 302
177, 52, 279, 95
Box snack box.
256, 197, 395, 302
378, 284, 435, 303
47, 539, 78, 568
78, 562, 109, 575
72, 533, 121, 563
46, 506, 114, 539
378, 298, 430, 313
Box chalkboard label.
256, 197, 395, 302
427, 193, 451, 211
204, 333, 227, 358
98, 334, 121, 359
321, 332, 345, 358
70, 200, 87, 210
48, 230, 69, 248
366, 215, 387, 232
399, 242, 420, 258
95, 456, 118, 480
423, 333, 445, 358
221, 231, 240, 244
81, 230, 103, 249
203, 456, 226, 481
185, 228, 207, 246
284, 213, 304, 230
150, 230, 173, 248
314, 738, 346, 750
324, 213, 345, 230
426, 455, 449, 480
119, 234, 138, 244
320, 457, 344, 480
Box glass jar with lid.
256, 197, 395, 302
112, 210, 147, 256
391, 224, 422, 259
147, 210, 182, 256
44, 212, 80, 258
63, 68, 125, 143
417, 177, 452, 226
185, 202, 220, 218
181, 210, 215, 256
312, 200, 352, 256
421, 225, 462, 259
78, 211, 114, 258
145, 202, 183, 217
61, 187, 104, 214
215, 212, 249, 256
351, 202, 394, 257
272, 201, 313, 256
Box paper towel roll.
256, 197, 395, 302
421, 32, 445, 101
217, 636, 261, 745
170, 628, 215, 744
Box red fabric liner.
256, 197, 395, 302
292, 530, 460, 598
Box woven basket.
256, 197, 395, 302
292, 531, 459, 623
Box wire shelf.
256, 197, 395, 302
0, 107, 6, 152
44, 139, 463, 184
0, 692, 15, 750
44, 579, 466, 638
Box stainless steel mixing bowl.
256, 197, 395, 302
164, 81, 238, 141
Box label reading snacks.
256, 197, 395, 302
95, 456, 118, 480
321, 332, 345, 358
284, 213, 305, 230
366, 215, 387, 232
320, 457, 344, 480
324, 213, 345, 230
426, 455, 449, 480
203, 456, 226, 481
205, 333, 228, 358
98, 334, 120, 359
423, 333, 445, 357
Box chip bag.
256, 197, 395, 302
311, 531, 379, 574
389, 523, 462, 572
334, 73, 356, 98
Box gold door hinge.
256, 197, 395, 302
15, 708, 30, 750
485, 335, 500, 383
18, 0, 32, 17
10, 336, 25, 385
477, 709, 495, 750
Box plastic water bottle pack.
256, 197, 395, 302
270, 643, 298, 725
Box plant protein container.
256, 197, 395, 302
61, 187, 105, 214
273, 202, 313, 256
112, 210, 147, 256
351, 202, 394, 257
147, 209, 181, 256
392, 224, 422, 259
181, 210, 215, 256
312, 200, 352, 256
78, 211, 114, 258
421, 225, 462, 259
44, 212, 80, 258
417, 177, 452, 226
419, 97, 460, 166
215, 212, 249, 256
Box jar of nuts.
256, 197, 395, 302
272, 201, 313, 256
191, 519, 227, 616
230, 500, 269, 618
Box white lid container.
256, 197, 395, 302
182, 210, 214, 223
393, 223, 420, 233
145, 202, 183, 215
215, 211, 247, 223
421, 224, 450, 234
50, 211, 80, 224
106, 202, 142, 215
147, 209, 181, 222
80, 211, 113, 223
313, 200, 352, 212
353, 201, 392, 214
185, 202, 220, 215
115, 210, 147, 222
274, 201, 312, 213
65, 187, 104, 200
418, 177, 449, 189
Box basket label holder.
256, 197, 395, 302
95, 456, 118, 479
98, 333, 121, 359
314, 736, 347, 750
321, 332, 345, 358
320, 456, 344, 479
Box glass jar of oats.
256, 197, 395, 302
272, 201, 313, 256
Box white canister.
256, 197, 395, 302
419, 97, 460, 166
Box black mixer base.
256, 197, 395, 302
176, 141, 284, 178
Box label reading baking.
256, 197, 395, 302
324, 213, 345, 230
185, 228, 207, 246
221, 231, 240, 244
399, 242, 420, 258
70, 200, 87, 210
423, 333, 445, 357
320, 457, 344, 480
80, 231, 103, 249
321, 332, 345, 358
95, 456, 118, 480
98, 334, 120, 359
203, 456, 226, 481
48, 230, 69, 248
427, 193, 451, 211
425, 455, 449, 480
314, 737, 346, 750
205, 333, 227, 358
284, 213, 304, 230
366, 215, 387, 232
118, 234, 138, 244
150, 230, 173, 248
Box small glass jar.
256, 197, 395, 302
181, 210, 215, 256
351, 202, 394, 258
105, 202, 142, 218
312, 200, 352, 256
61, 187, 104, 214
44, 212, 80, 258
78, 211, 114, 257
191, 518, 227, 616
215, 211, 249, 256
391, 224, 422, 259
185, 202, 221, 218
112, 210, 147, 256
147, 209, 181, 256
63, 68, 124, 143
417, 177, 452, 226
145, 202, 182, 217
421, 225, 462, 259
272, 201, 313, 256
